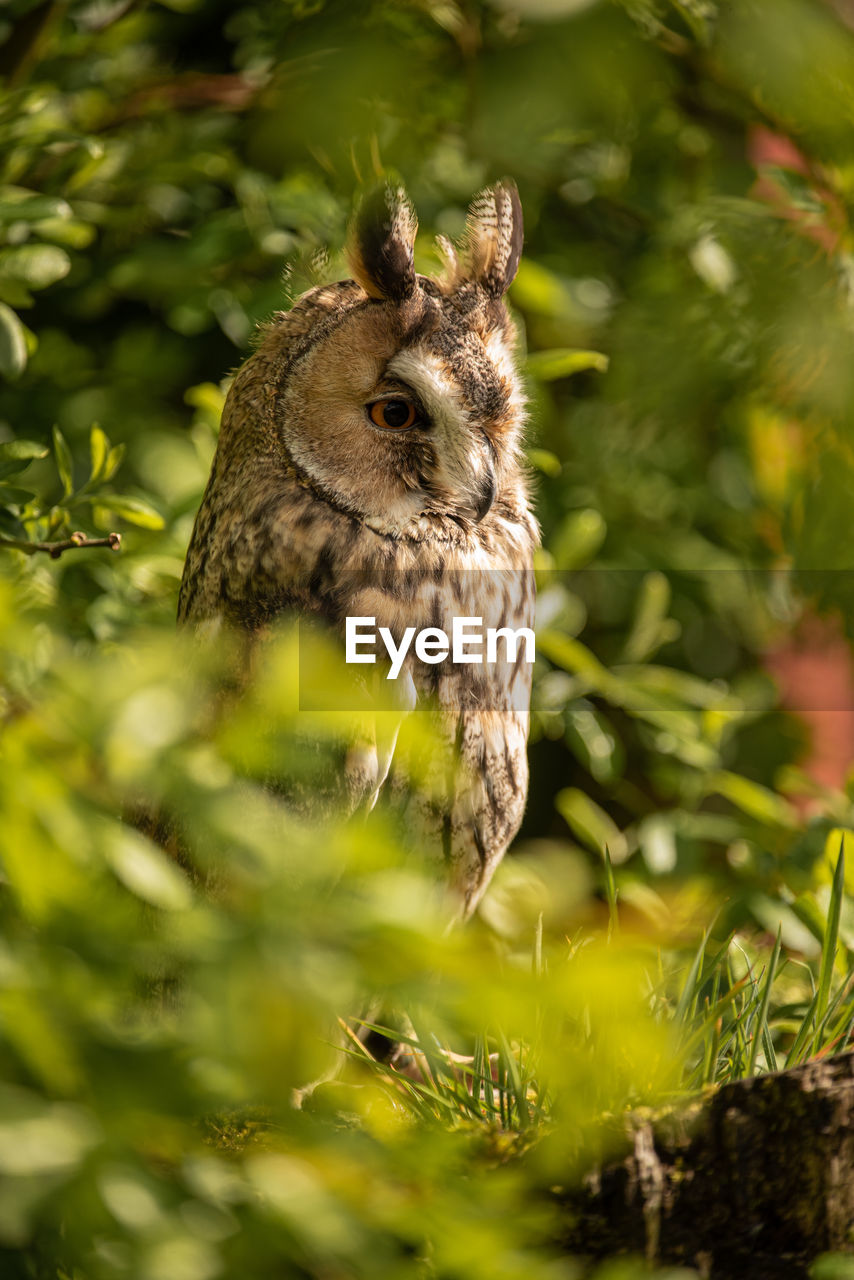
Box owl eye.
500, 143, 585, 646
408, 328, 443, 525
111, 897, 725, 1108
367, 398, 419, 431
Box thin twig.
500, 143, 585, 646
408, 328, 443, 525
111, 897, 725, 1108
0, 530, 121, 559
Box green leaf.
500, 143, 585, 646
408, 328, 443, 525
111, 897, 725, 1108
814, 840, 845, 1055
52, 426, 74, 498
622, 572, 677, 664
706, 771, 798, 829
669, 0, 714, 44
526, 348, 609, 381
103, 443, 126, 483
185, 381, 226, 420
565, 702, 622, 785
32, 218, 94, 250
0, 486, 36, 506
746, 926, 782, 1078
89, 425, 109, 484
99, 494, 164, 529
0, 301, 28, 379
0, 1085, 98, 1176
495, 1027, 529, 1127
0, 508, 25, 537
511, 259, 574, 319
556, 787, 627, 861
822, 827, 854, 894
749, 893, 821, 956
674, 923, 715, 1026
0, 440, 48, 463
785, 988, 820, 1069
104, 828, 193, 912
0, 192, 72, 225
0, 439, 48, 480
617, 665, 741, 713
790, 890, 828, 945
550, 508, 606, 570
526, 447, 562, 477
0, 245, 71, 291
0, 279, 34, 309
540, 628, 711, 751
603, 844, 619, 938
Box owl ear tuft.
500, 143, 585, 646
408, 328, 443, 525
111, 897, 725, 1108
349, 185, 418, 302
462, 180, 523, 297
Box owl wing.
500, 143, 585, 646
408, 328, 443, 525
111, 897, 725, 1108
377, 700, 530, 919
451, 707, 530, 915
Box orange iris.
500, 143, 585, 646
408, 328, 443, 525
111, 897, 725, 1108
368, 399, 418, 430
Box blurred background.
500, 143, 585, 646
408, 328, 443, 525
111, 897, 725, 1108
2, 1, 854, 1277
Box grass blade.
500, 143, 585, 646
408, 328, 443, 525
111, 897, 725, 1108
746, 925, 781, 1078
496, 1028, 529, 1128
704, 1014, 722, 1086
480, 1033, 496, 1116
813, 840, 845, 1056
533, 911, 544, 977
675, 921, 715, 1026
785, 989, 820, 1068
603, 844, 619, 938
762, 1025, 778, 1074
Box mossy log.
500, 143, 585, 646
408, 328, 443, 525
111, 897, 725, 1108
558, 1052, 854, 1278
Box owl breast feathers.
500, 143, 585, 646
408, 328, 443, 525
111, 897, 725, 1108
179, 180, 539, 917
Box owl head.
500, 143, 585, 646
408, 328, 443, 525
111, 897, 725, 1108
219, 181, 526, 539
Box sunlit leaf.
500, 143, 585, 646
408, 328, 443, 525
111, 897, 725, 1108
99, 494, 165, 529
0, 1086, 98, 1177
0, 245, 71, 291
103, 443, 126, 483
185, 381, 227, 423
0, 302, 28, 380
814, 841, 845, 1052
52, 425, 74, 497
0, 439, 48, 480
89, 424, 109, 484
103, 828, 193, 911
526, 348, 608, 380
556, 787, 628, 862
550, 509, 606, 570
706, 771, 798, 829
526, 448, 561, 476
0, 191, 71, 224
565, 701, 623, 784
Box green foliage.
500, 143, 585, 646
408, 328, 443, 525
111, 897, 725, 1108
0, 612, 681, 1279
2, 0, 854, 1275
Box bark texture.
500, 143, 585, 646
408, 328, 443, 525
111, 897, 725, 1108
559, 1052, 854, 1278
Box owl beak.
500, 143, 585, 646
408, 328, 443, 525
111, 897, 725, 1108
473, 463, 496, 522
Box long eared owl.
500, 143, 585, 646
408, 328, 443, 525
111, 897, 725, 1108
178, 181, 538, 917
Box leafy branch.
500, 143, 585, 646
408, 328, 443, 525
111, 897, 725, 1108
0, 425, 163, 558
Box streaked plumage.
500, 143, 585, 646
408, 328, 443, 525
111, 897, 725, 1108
179, 181, 538, 916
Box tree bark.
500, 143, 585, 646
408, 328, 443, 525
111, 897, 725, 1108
557, 1052, 854, 1278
